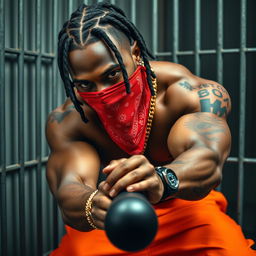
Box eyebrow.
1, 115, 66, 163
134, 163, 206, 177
72, 64, 121, 84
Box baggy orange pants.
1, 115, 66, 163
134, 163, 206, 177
50, 190, 256, 256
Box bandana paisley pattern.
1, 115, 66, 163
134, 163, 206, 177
78, 66, 151, 155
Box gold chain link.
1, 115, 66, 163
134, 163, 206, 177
142, 76, 157, 154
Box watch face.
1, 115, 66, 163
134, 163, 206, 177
166, 169, 179, 189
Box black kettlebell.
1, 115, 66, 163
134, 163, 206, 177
105, 192, 158, 252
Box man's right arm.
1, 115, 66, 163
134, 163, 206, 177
46, 110, 110, 231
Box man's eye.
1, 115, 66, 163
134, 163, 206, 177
80, 84, 89, 88
108, 70, 120, 78
76, 83, 91, 91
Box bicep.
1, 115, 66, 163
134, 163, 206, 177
46, 141, 101, 196
167, 112, 231, 162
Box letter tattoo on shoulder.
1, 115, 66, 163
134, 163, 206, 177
185, 113, 226, 141
197, 83, 230, 117
48, 105, 75, 124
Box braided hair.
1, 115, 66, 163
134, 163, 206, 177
58, 1, 156, 123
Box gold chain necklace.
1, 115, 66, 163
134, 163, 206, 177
142, 76, 157, 154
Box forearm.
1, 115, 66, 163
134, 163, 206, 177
166, 146, 222, 200
56, 182, 96, 232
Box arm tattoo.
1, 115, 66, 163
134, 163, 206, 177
178, 81, 196, 91
198, 88, 229, 117
48, 105, 75, 124
185, 113, 226, 142
178, 80, 230, 117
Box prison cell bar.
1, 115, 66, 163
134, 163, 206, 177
17, 0, 26, 254
155, 48, 256, 57
238, 0, 247, 226
131, 0, 136, 25
35, 0, 43, 254
152, 0, 158, 56
0, 0, 6, 255
195, 0, 201, 76
215, 0, 224, 192
217, 0, 223, 85
172, 0, 179, 64
52, 0, 60, 250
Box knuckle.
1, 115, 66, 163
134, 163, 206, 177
114, 181, 124, 191
131, 154, 144, 161
97, 196, 104, 206
92, 196, 99, 206
131, 170, 139, 179
138, 155, 146, 161
110, 158, 126, 165
147, 162, 154, 170
107, 177, 114, 186
98, 182, 104, 191
152, 177, 159, 187
110, 160, 118, 165
144, 164, 154, 176
91, 207, 96, 216
149, 166, 155, 175
119, 161, 129, 171
93, 194, 102, 206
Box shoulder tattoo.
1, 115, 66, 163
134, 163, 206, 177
48, 105, 75, 124
178, 81, 230, 117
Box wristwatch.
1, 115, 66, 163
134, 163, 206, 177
155, 166, 179, 201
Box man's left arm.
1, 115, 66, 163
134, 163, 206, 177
165, 111, 231, 200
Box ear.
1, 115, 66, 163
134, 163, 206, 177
131, 41, 141, 64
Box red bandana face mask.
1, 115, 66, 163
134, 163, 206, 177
77, 66, 151, 155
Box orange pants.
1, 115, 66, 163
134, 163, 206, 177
50, 191, 255, 256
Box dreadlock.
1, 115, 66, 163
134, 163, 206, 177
57, 1, 156, 123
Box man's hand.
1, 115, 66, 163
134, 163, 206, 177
101, 155, 164, 204
91, 182, 112, 230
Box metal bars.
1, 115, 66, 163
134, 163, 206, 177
150, 0, 255, 228
0, 0, 6, 254
154, 47, 256, 57
52, 0, 60, 250
131, 0, 136, 24
152, 0, 158, 55
172, 0, 179, 63
217, 0, 223, 84
237, 0, 247, 226
5, 48, 54, 58
35, 0, 43, 254
1, 0, 64, 254
195, 0, 201, 76
18, 0, 26, 254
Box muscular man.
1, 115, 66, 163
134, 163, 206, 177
46, 2, 256, 255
